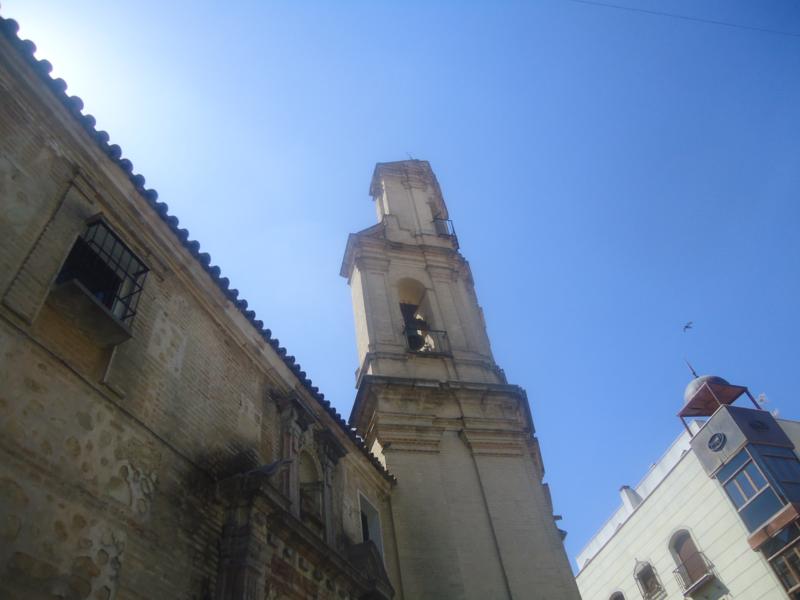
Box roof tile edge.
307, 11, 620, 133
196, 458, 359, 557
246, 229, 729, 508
0, 15, 395, 484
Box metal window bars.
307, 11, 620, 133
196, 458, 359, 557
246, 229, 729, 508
433, 218, 459, 248
633, 562, 666, 600
433, 218, 455, 236
672, 552, 715, 594
56, 219, 148, 326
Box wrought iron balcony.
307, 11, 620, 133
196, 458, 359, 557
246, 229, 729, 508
433, 218, 459, 247
404, 325, 451, 356
672, 552, 715, 595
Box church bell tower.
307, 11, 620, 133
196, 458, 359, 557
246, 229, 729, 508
340, 160, 581, 599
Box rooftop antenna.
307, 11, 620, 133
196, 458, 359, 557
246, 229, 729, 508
684, 358, 699, 378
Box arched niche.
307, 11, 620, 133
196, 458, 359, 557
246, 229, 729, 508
298, 450, 324, 535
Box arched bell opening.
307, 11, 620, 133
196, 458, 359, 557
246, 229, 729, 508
396, 278, 448, 354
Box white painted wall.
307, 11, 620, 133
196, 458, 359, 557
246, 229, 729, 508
576, 426, 789, 600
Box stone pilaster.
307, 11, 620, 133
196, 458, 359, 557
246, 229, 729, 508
215, 479, 268, 600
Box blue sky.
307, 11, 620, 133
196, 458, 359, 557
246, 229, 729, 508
6, 0, 799, 568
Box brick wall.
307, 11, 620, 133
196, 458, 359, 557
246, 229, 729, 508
0, 27, 395, 600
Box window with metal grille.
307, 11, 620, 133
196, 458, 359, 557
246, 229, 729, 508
633, 562, 664, 600
56, 219, 148, 326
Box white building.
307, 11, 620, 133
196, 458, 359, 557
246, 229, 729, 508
576, 375, 800, 600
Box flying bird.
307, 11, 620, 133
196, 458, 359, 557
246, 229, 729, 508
683, 321, 693, 332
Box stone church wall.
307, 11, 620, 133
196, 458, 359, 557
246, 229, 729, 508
0, 21, 396, 600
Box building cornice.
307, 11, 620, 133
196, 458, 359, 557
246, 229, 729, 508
350, 374, 534, 439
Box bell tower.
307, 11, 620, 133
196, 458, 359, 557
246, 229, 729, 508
341, 160, 581, 600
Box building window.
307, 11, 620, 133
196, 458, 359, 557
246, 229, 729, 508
755, 445, 800, 500
359, 493, 384, 557
769, 540, 800, 598
633, 561, 664, 600
764, 523, 800, 598
56, 219, 148, 326
717, 448, 784, 531
670, 530, 714, 592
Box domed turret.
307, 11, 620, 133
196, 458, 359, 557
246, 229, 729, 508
683, 375, 731, 406
678, 373, 759, 433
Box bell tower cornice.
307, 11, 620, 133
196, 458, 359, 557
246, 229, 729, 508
350, 374, 533, 436
354, 254, 390, 275
340, 231, 468, 281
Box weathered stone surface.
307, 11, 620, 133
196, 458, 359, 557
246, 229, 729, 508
0, 21, 395, 600
1, 18, 578, 600
344, 160, 582, 599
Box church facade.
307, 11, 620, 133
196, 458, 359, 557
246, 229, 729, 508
0, 16, 579, 600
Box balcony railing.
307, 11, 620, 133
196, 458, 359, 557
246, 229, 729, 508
673, 552, 715, 595
433, 218, 459, 248
404, 325, 451, 356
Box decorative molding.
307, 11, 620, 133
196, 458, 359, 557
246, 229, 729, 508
354, 255, 390, 274
373, 412, 445, 453
459, 430, 526, 457
315, 429, 347, 465
426, 264, 458, 282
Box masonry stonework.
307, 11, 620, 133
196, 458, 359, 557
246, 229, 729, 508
0, 17, 396, 600
0, 15, 577, 600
